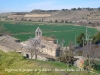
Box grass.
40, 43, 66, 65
0, 50, 60, 75
0, 50, 100, 75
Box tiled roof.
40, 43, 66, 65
0, 35, 20, 41
40, 36, 55, 41
0, 35, 22, 52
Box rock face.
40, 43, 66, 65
21, 27, 61, 60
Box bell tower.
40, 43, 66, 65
35, 27, 42, 37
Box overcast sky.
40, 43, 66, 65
0, 0, 100, 13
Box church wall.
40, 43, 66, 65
41, 48, 56, 57
22, 52, 48, 61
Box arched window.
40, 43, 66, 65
37, 32, 38, 36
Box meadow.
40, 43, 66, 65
0, 21, 98, 45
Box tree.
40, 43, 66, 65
61, 9, 66, 11
77, 33, 85, 47
97, 7, 100, 11
92, 32, 100, 44
78, 7, 82, 10
0, 25, 11, 36
71, 8, 77, 11
82, 45, 100, 71
65, 20, 68, 23
58, 41, 76, 67
61, 20, 64, 23
92, 35, 97, 44
55, 20, 58, 23
27, 37, 41, 59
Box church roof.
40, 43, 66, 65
0, 35, 20, 41
41, 36, 55, 41
0, 35, 23, 52
35, 27, 42, 32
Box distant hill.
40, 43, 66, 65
1, 8, 100, 24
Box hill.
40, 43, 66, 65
0, 50, 60, 75
0, 50, 99, 75
1, 8, 100, 25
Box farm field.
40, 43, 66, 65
0, 21, 99, 45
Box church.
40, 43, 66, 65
21, 27, 61, 61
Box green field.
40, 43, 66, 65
0, 21, 100, 75
0, 21, 98, 45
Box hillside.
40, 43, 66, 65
0, 50, 60, 75
1, 8, 100, 24
0, 50, 100, 75
50, 9, 90, 21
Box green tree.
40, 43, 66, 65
78, 7, 82, 10
92, 35, 97, 44
65, 20, 68, 23
71, 8, 77, 11
77, 32, 85, 47
0, 25, 11, 36
98, 7, 100, 11
92, 32, 100, 44
61, 20, 64, 23
55, 20, 58, 23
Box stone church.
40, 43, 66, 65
21, 27, 61, 61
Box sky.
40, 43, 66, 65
0, 0, 100, 13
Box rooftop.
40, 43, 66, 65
35, 27, 42, 32
41, 36, 55, 41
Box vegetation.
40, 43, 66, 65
76, 32, 85, 47
0, 25, 11, 36
76, 31, 100, 46
0, 50, 100, 75
0, 50, 61, 75
92, 32, 100, 44
58, 42, 76, 66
